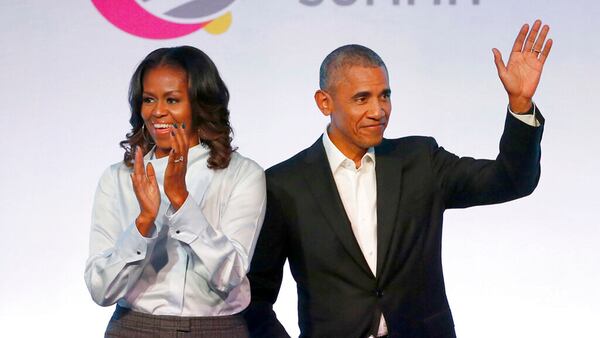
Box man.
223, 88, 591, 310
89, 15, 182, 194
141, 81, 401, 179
244, 20, 552, 337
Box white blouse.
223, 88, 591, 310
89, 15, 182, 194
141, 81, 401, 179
85, 144, 266, 316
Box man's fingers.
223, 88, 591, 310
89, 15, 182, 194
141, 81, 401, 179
492, 48, 506, 76
539, 38, 553, 64
523, 19, 542, 52
532, 24, 550, 54
512, 24, 529, 53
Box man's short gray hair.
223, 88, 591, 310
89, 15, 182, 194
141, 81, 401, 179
319, 44, 387, 91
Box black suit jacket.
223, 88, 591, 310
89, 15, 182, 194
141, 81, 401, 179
245, 112, 544, 338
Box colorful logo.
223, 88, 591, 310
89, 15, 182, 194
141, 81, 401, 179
92, 0, 236, 39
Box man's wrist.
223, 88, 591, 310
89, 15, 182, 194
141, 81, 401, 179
508, 97, 533, 114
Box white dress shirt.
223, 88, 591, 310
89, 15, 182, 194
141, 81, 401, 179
322, 130, 389, 336
321, 106, 539, 337
85, 144, 266, 316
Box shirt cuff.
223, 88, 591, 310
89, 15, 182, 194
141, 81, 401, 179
165, 194, 209, 244
508, 102, 541, 127
114, 222, 157, 263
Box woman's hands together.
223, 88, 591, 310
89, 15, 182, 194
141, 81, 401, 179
131, 123, 191, 236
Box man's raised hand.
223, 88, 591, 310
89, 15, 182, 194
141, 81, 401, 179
492, 19, 553, 113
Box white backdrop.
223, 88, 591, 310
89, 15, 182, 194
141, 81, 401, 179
1, 1, 599, 337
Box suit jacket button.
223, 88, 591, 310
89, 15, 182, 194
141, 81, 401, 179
375, 289, 384, 297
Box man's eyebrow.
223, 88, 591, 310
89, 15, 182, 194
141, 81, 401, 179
351, 91, 371, 99
381, 88, 392, 96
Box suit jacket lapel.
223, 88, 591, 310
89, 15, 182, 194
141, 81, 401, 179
375, 139, 403, 277
302, 139, 374, 277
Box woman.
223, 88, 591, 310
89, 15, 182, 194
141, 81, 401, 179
85, 46, 266, 337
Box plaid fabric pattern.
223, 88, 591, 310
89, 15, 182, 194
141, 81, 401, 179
105, 305, 249, 338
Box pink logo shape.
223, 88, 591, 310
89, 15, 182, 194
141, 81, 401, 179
92, 0, 208, 39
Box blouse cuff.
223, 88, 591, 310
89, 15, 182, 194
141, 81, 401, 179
114, 222, 157, 263
166, 194, 209, 244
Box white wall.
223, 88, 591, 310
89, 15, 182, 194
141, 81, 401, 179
0, 1, 598, 337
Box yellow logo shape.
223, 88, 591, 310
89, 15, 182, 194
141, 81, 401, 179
204, 12, 232, 35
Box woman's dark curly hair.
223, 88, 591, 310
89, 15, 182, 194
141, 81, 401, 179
120, 46, 235, 169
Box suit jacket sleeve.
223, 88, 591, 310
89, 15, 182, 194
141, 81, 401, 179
432, 110, 544, 209
244, 173, 291, 338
